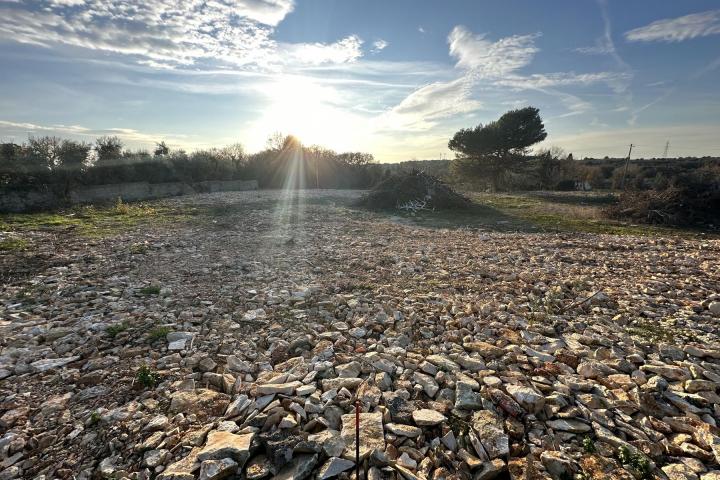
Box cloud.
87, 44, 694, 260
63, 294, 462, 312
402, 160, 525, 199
574, 43, 613, 55
625, 10, 720, 43
378, 77, 481, 131
379, 27, 544, 131
0, 0, 362, 70
371, 39, 389, 53
0, 119, 193, 147
418, 26, 426, 34
498, 72, 632, 93
381, 24, 635, 132
281, 36, 363, 65
448, 26, 539, 77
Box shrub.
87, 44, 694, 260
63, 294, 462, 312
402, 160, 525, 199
106, 322, 128, 338
148, 326, 172, 342
136, 364, 160, 388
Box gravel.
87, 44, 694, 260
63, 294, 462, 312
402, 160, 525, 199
1, 189, 720, 480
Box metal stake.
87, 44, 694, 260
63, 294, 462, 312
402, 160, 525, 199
355, 399, 360, 479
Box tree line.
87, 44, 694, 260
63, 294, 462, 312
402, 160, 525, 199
0, 134, 388, 192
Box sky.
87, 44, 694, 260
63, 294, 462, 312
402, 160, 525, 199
1, 0, 719, 162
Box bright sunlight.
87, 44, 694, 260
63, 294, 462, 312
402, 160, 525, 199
248, 75, 370, 152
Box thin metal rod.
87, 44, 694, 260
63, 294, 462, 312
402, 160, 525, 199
355, 399, 360, 479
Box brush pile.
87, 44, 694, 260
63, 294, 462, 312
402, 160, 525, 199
358, 171, 470, 212
603, 167, 720, 228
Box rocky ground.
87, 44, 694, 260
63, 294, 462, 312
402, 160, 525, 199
1, 189, 720, 480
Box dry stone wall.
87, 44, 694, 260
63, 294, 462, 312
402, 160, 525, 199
0, 180, 258, 212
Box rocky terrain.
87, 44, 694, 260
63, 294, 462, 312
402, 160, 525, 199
1, 189, 720, 480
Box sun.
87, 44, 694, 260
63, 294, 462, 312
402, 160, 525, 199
249, 75, 369, 151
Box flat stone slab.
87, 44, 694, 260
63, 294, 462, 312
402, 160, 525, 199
340, 412, 384, 460
412, 409, 447, 426
197, 431, 254, 469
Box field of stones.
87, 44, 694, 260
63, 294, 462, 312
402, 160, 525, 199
1, 190, 720, 480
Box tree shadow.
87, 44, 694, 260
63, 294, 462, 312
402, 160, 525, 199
360, 202, 540, 233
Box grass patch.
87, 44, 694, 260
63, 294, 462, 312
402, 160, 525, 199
139, 285, 161, 295
0, 238, 29, 252
136, 364, 160, 388
147, 326, 172, 342
0, 201, 184, 238
106, 322, 128, 338
463, 191, 716, 237
129, 243, 149, 254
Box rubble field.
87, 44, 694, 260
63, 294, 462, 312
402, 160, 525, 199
1, 189, 720, 480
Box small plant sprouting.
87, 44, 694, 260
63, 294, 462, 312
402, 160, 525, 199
89, 411, 101, 424
139, 285, 161, 295
617, 445, 652, 480
148, 326, 172, 342
582, 436, 596, 454
617, 445, 632, 465
136, 364, 160, 388
106, 322, 128, 338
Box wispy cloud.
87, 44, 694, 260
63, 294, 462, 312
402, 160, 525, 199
498, 72, 632, 92
0, 0, 364, 70
378, 77, 481, 131
448, 26, 539, 77
371, 39, 389, 53
0, 119, 194, 147
281, 36, 363, 65
574, 44, 614, 55
625, 10, 720, 43
377, 27, 540, 132
380, 24, 631, 132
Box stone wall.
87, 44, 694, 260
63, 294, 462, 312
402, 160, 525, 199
0, 180, 258, 212
70, 182, 151, 204
0, 190, 58, 213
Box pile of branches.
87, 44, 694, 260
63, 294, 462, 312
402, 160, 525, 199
358, 171, 470, 212
603, 185, 720, 227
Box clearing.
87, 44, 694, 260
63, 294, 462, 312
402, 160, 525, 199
1, 190, 719, 479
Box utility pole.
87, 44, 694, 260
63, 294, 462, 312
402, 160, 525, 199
662, 140, 670, 159
620, 143, 634, 190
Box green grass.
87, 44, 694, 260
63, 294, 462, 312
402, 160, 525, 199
0, 238, 29, 252
147, 326, 172, 342
106, 322, 128, 338
136, 364, 160, 388
139, 285, 161, 295
0, 201, 180, 238
462, 191, 715, 237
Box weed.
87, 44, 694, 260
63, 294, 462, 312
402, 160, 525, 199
139, 285, 161, 295
89, 411, 101, 424
106, 322, 128, 338
136, 364, 160, 388
582, 436, 596, 454
626, 322, 675, 344
129, 243, 148, 254
0, 238, 29, 252
617, 446, 652, 480
114, 197, 131, 215
148, 326, 172, 342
